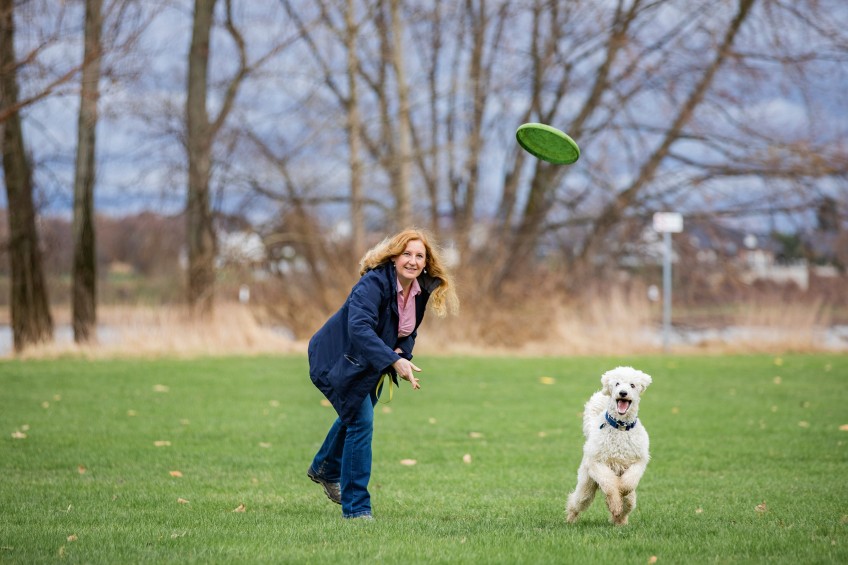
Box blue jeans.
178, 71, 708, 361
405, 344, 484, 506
310, 391, 378, 518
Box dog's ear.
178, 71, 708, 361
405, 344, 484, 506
634, 371, 653, 392
600, 370, 615, 395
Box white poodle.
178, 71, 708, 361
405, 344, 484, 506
566, 366, 652, 525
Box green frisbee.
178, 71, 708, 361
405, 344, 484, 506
516, 123, 580, 165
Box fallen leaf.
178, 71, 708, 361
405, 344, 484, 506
771, 406, 778, 413
469, 432, 484, 439
20, 424, 29, 431
41, 402, 50, 409
400, 459, 417, 466
269, 400, 280, 407
78, 466, 87, 475
841, 515, 848, 524
169, 470, 183, 477
648, 557, 658, 564
839, 425, 848, 432
53, 395, 62, 402
755, 501, 767, 513
153, 384, 170, 393
381, 406, 392, 414
11, 431, 26, 439
538, 376, 556, 385
171, 531, 187, 539
671, 407, 680, 415
320, 399, 332, 407
258, 442, 271, 448
67, 535, 78, 542
538, 431, 547, 438
127, 410, 137, 417
233, 503, 246, 513
695, 507, 703, 514
774, 357, 784, 366
462, 454, 472, 464
773, 376, 782, 385
798, 421, 810, 428
428, 418, 437, 424
177, 498, 190, 504
180, 419, 190, 426
154, 440, 171, 447
58, 546, 66, 558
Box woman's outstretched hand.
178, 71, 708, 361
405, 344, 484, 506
392, 357, 421, 390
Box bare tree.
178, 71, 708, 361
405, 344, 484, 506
228, 0, 845, 319
0, 2, 80, 124
186, 0, 219, 317
185, 0, 286, 316
345, 0, 365, 258
576, 0, 757, 267
388, 0, 412, 227
1, 0, 54, 352
71, 0, 104, 344
186, 0, 253, 316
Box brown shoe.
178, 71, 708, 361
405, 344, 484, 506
307, 468, 341, 505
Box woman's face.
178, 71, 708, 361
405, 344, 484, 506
394, 239, 427, 286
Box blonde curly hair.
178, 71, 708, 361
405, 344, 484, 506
359, 228, 459, 318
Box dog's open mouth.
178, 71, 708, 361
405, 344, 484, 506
616, 399, 631, 415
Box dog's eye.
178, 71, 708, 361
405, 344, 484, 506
630, 384, 635, 388
615, 382, 620, 387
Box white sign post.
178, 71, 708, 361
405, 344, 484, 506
653, 213, 683, 352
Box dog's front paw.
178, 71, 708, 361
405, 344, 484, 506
613, 514, 629, 526
566, 511, 580, 524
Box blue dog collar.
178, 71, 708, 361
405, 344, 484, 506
601, 411, 637, 431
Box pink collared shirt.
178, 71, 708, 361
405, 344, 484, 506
396, 276, 421, 337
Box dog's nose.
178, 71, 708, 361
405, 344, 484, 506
618, 390, 628, 397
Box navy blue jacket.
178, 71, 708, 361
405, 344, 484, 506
308, 262, 440, 424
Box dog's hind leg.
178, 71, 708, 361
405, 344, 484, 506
566, 465, 597, 523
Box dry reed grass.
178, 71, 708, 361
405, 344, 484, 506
12, 303, 304, 360
682, 294, 834, 354
414, 286, 841, 356
4, 290, 843, 359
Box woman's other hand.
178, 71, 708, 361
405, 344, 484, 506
392, 357, 421, 389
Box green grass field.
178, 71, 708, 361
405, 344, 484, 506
1, 354, 846, 564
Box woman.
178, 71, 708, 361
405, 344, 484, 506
306, 228, 459, 520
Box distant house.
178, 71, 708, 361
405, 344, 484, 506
216, 230, 266, 268
680, 219, 841, 290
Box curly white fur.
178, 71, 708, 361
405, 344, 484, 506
566, 366, 652, 525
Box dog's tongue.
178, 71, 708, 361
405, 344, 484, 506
617, 400, 630, 414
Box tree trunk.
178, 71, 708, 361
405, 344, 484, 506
186, 0, 217, 317
72, 0, 103, 344
0, 0, 54, 352
389, 0, 412, 227
345, 0, 364, 260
